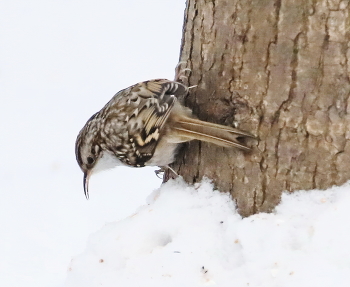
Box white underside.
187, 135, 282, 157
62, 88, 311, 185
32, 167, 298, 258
93, 151, 126, 174
145, 139, 179, 167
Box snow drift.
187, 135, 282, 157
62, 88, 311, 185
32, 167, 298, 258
64, 178, 350, 287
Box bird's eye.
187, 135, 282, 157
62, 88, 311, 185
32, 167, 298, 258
87, 156, 94, 165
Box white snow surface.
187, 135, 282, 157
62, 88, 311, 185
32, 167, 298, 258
64, 179, 350, 287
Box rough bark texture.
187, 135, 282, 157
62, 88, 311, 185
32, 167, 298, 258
168, 0, 350, 217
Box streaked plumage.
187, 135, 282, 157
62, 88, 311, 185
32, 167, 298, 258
75, 79, 254, 198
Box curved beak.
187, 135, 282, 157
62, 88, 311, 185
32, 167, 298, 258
83, 171, 91, 200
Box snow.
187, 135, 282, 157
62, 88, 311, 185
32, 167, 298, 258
64, 179, 350, 287
2, 1, 350, 286
0, 1, 184, 286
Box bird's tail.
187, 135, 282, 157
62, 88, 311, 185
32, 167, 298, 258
171, 115, 255, 151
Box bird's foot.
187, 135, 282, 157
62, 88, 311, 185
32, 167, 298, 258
154, 165, 178, 179
174, 61, 191, 83
155, 168, 165, 179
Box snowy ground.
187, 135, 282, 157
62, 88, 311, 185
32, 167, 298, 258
65, 179, 350, 287
2, 1, 350, 287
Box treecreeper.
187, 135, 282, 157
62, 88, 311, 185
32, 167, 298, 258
75, 77, 255, 199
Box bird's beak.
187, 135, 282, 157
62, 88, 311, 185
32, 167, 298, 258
83, 171, 91, 200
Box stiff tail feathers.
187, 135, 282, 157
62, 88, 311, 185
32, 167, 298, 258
173, 116, 255, 151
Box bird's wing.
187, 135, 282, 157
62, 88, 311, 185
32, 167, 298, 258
125, 79, 188, 164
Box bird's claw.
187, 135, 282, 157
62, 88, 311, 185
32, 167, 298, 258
175, 61, 191, 83
155, 168, 165, 179
154, 165, 179, 179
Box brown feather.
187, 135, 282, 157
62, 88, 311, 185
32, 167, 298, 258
176, 116, 255, 138
171, 115, 254, 151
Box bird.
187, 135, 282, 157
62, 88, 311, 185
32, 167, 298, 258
75, 79, 255, 199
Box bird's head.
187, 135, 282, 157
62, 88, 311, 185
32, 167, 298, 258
75, 115, 103, 199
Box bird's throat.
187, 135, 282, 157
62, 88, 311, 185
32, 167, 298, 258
92, 151, 126, 174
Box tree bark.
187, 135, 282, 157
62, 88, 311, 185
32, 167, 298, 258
167, 0, 350, 217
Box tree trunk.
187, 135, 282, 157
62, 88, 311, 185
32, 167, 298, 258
166, 0, 350, 217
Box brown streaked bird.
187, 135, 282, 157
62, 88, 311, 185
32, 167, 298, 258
75, 79, 254, 199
